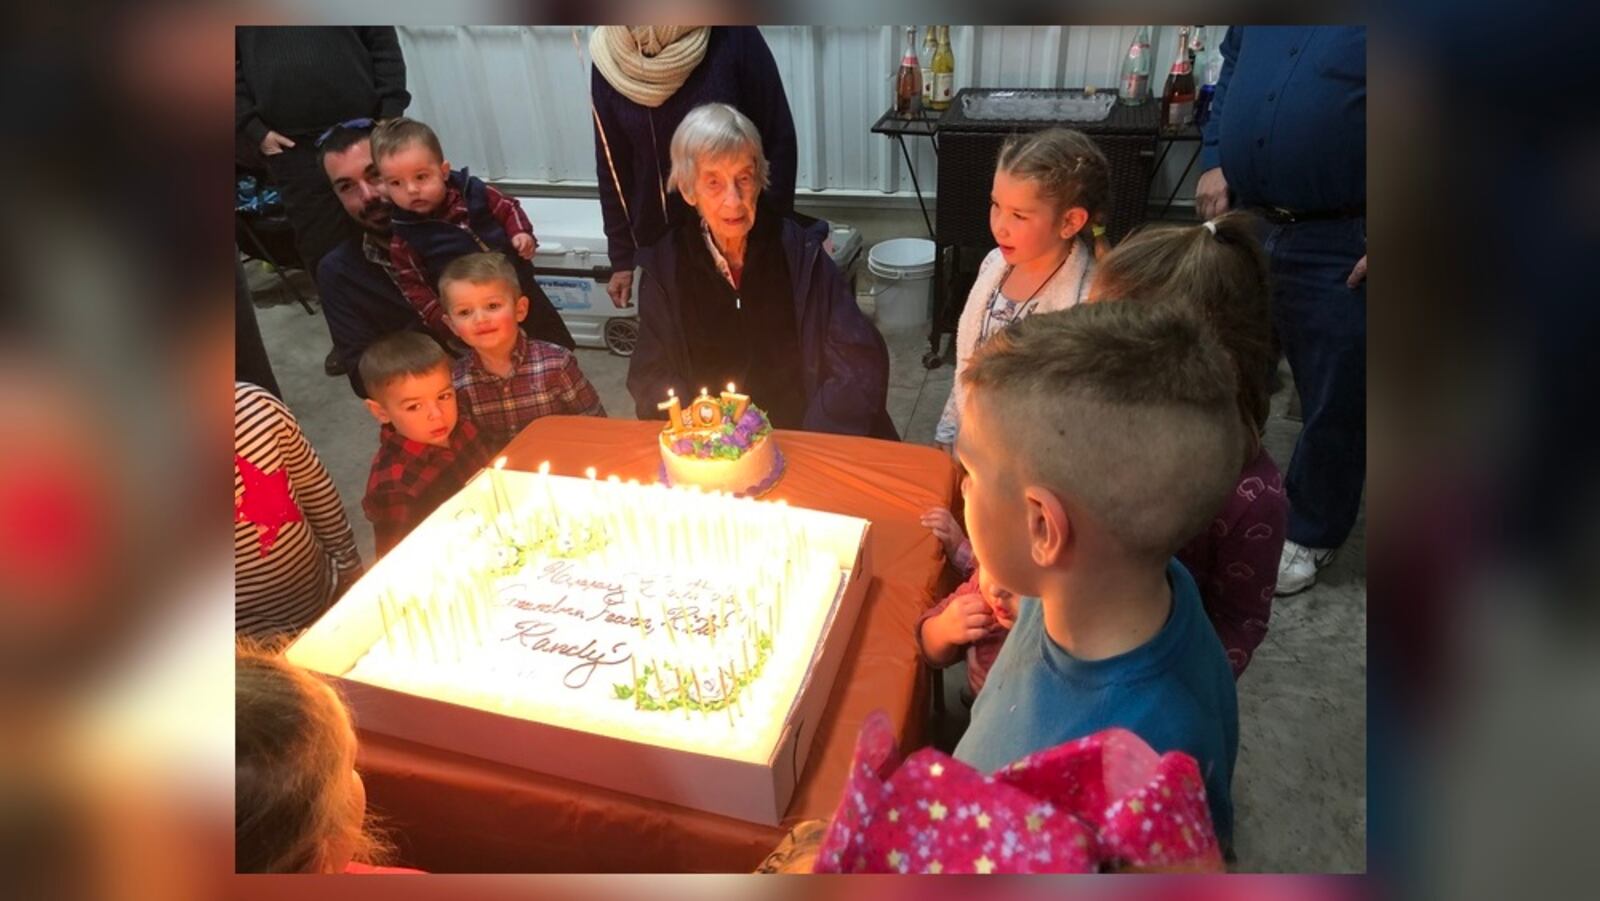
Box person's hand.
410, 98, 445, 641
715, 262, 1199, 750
920, 506, 968, 558
1346, 254, 1367, 289
511, 233, 536, 259
1195, 166, 1230, 220
936, 590, 996, 647
978, 568, 1018, 630
259, 130, 296, 156
607, 269, 635, 308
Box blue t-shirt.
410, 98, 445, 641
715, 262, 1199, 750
953, 559, 1239, 843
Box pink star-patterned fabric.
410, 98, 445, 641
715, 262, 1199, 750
1175, 446, 1287, 678
234, 454, 303, 557
812, 711, 1222, 874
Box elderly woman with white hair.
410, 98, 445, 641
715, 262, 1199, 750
626, 103, 896, 438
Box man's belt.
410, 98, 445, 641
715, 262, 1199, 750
1255, 205, 1365, 225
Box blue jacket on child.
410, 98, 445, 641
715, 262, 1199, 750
389, 168, 574, 351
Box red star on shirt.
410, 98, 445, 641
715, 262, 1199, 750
234, 454, 302, 557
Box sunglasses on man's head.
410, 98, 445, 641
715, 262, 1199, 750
315, 118, 376, 149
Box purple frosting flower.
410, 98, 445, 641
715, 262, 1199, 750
696, 442, 713, 458
672, 438, 694, 455
729, 430, 751, 450
738, 409, 764, 432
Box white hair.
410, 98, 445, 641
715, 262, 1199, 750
667, 103, 770, 202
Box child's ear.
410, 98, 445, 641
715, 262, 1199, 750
363, 398, 392, 424
441, 307, 464, 339
440, 159, 452, 179
514, 295, 530, 323
1060, 206, 1090, 240
1024, 485, 1070, 568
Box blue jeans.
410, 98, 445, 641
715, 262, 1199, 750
1263, 217, 1367, 549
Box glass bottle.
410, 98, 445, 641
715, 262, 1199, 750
895, 25, 922, 117
920, 25, 937, 109
1160, 26, 1197, 129
1118, 26, 1152, 106
929, 26, 955, 112
1196, 28, 1223, 127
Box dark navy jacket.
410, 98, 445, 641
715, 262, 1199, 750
627, 214, 897, 440
388, 168, 574, 353
389, 169, 539, 309
315, 235, 433, 399
1200, 26, 1366, 212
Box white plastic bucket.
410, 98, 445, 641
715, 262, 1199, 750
865, 238, 935, 331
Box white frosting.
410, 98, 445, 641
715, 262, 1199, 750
340, 473, 853, 763
660, 431, 780, 496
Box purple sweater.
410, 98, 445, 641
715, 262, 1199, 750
1176, 447, 1289, 678
590, 26, 799, 272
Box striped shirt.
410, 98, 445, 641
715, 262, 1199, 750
452, 332, 606, 448
234, 383, 363, 639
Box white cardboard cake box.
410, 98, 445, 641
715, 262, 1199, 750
288, 470, 873, 826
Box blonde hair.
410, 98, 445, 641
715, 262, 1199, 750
235, 640, 390, 872
667, 103, 771, 201
963, 301, 1243, 562
369, 116, 444, 166
357, 331, 449, 399
1094, 211, 1272, 458
995, 127, 1110, 223
438, 252, 521, 308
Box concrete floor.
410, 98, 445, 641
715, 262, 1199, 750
245, 256, 1365, 873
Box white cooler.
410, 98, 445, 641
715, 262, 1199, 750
522, 196, 640, 356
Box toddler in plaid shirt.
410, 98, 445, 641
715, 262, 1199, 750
440, 253, 605, 449
369, 116, 574, 352
359, 331, 495, 555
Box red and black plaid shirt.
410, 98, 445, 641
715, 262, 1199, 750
452, 332, 606, 447
362, 417, 495, 556
389, 178, 535, 338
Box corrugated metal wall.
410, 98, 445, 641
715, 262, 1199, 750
397, 25, 1220, 206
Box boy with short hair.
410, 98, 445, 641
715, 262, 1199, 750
359, 330, 494, 555
951, 301, 1244, 846
368, 116, 575, 353
440, 253, 606, 448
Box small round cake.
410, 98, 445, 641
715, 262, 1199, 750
658, 395, 785, 497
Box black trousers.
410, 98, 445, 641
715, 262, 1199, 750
235, 249, 282, 398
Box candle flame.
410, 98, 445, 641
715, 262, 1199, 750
727, 382, 737, 393
667, 387, 676, 398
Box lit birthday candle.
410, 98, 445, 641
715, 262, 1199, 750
721, 382, 751, 420
377, 589, 397, 656
489, 456, 511, 525
629, 653, 640, 710
688, 386, 722, 430
657, 388, 684, 434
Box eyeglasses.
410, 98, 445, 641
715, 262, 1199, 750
314, 118, 376, 149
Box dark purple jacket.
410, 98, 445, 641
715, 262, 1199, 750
627, 215, 897, 440
591, 26, 799, 272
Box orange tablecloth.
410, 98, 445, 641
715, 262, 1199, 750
356, 417, 958, 872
